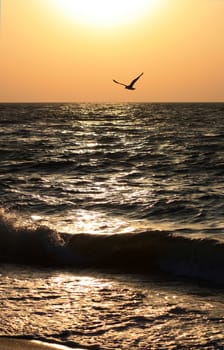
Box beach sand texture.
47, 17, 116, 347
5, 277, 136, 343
0, 338, 84, 350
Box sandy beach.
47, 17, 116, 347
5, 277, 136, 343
0, 338, 84, 350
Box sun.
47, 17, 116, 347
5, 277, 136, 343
49, 0, 159, 28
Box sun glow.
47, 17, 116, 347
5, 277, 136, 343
50, 0, 159, 28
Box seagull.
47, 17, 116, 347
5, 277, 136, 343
113, 72, 144, 90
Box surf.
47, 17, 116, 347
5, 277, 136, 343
1, 209, 224, 286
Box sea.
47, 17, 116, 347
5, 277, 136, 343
0, 102, 224, 349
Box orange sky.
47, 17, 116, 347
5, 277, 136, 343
1, 0, 224, 102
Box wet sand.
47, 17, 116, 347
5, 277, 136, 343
0, 338, 84, 350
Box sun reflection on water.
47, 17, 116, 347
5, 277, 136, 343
51, 273, 112, 293
53, 209, 137, 235
45, 208, 187, 237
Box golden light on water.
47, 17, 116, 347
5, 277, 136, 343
44, 209, 191, 237
53, 209, 136, 235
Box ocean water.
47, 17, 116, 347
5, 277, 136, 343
0, 103, 224, 349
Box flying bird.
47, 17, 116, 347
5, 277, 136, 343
113, 72, 144, 90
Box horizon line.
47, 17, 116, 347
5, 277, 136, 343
0, 101, 223, 104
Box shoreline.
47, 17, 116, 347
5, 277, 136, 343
0, 338, 85, 350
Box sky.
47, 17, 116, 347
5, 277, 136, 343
0, 0, 224, 102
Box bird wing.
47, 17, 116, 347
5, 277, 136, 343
129, 72, 144, 87
113, 79, 127, 87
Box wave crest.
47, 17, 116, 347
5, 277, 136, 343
0, 209, 224, 285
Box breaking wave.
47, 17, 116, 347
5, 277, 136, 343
0, 209, 224, 286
